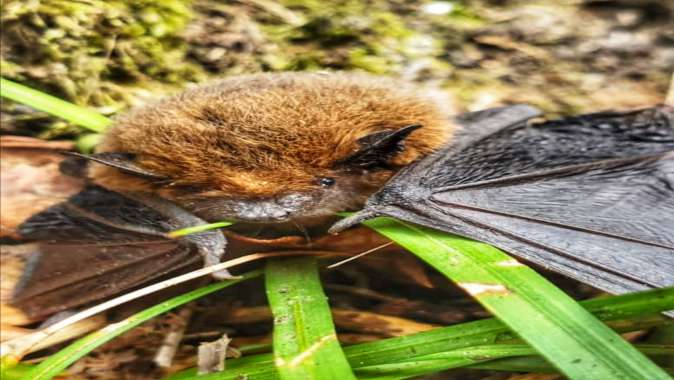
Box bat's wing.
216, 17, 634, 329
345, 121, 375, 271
13, 187, 201, 319
332, 106, 674, 294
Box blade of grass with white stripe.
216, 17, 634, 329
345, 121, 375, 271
359, 217, 671, 380
0, 77, 111, 132
21, 270, 262, 380
265, 257, 356, 380
166, 284, 674, 380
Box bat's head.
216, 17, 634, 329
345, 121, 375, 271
87, 72, 455, 225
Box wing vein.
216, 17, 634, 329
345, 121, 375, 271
430, 199, 674, 249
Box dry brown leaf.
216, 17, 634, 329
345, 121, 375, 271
218, 305, 438, 337
0, 325, 33, 342
0, 306, 31, 328
0, 136, 74, 150
197, 333, 231, 374
332, 308, 438, 336
0, 137, 83, 238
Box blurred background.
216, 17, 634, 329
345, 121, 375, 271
2, 0, 673, 141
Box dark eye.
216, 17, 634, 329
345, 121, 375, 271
317, 177, 336, 187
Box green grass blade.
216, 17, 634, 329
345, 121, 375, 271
167, 221, 233, 238
0, 77, 111, 132
265, 257, 356, 380
470, 345, 674, 375
75, 133, 103, 153
360, 217, 671, 380
22, 271, 262, 380
166, 287, 673, 380
358, 344, 674, 379
355, 344, 536, 379
1, 359, 34, 380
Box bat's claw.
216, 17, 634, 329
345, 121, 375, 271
211, 269, 240, 280
329, 209, 379, 234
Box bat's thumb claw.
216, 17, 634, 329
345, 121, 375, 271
211, 269, 240, 280
329, 209, 379, 234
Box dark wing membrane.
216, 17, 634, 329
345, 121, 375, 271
432, 154, 674, 248
13, 242, 199, 319
378, 201, 672, 294
423, 106, 674, 189
337, 106, 674, 294
389, 105, 542, 186
13, 186, 200, 319
429, 153, 674, 292
19, 186, 177, 242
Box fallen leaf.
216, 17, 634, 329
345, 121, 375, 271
0, 137, 83, 238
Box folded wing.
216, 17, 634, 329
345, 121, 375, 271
13, 187, 201, 319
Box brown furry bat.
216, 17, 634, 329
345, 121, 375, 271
91, 72, 456, 225
14, 71, 674, 319
14, 72, 458, 318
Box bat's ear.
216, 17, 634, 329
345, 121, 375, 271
336, 124, 422, 169
61, 152, 167, 180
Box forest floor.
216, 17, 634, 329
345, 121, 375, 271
1, 1, 673, 379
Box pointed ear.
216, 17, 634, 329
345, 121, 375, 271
336, 124, 422, 169
63, 152, 167, 180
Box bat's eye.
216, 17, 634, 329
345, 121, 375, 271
317, 177, 336, 187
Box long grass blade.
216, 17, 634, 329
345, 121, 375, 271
360, 217, 671, 380
166, 286, 674, 380
21, 271, 261, 380
359, 344, 674, 379
470, 345, 674, 375
0, 77, 111, 132
265, 257, 356, 380
167, 221, 233, 238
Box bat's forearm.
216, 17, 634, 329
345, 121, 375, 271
127, 193, 232, 279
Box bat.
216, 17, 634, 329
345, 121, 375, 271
11, 71, 674, 320
13, 72, 456, 319
331, 105, 674, 295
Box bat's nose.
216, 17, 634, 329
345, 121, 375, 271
232, 200, 295, 222
264, 206, 291, 221
197, 193, 315, 223
234, 203, 289, 222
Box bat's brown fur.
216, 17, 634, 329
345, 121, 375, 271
92, 72, 455, 216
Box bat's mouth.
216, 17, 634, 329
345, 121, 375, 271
226, 216, 342, 239
184, 193, 320, 223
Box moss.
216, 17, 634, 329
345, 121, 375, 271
255, 0, 442, 74
1, 0, 204, 105
5, 0, 662, 140
1, 0, 207, 136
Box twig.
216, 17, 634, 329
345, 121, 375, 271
666, 71, 674, 106
154, 303, 195, 368
326, 241, 394, 269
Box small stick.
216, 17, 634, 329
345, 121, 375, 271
154, 303, 195, 368
666, 71, 674, 106
326, 241, 394, 269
